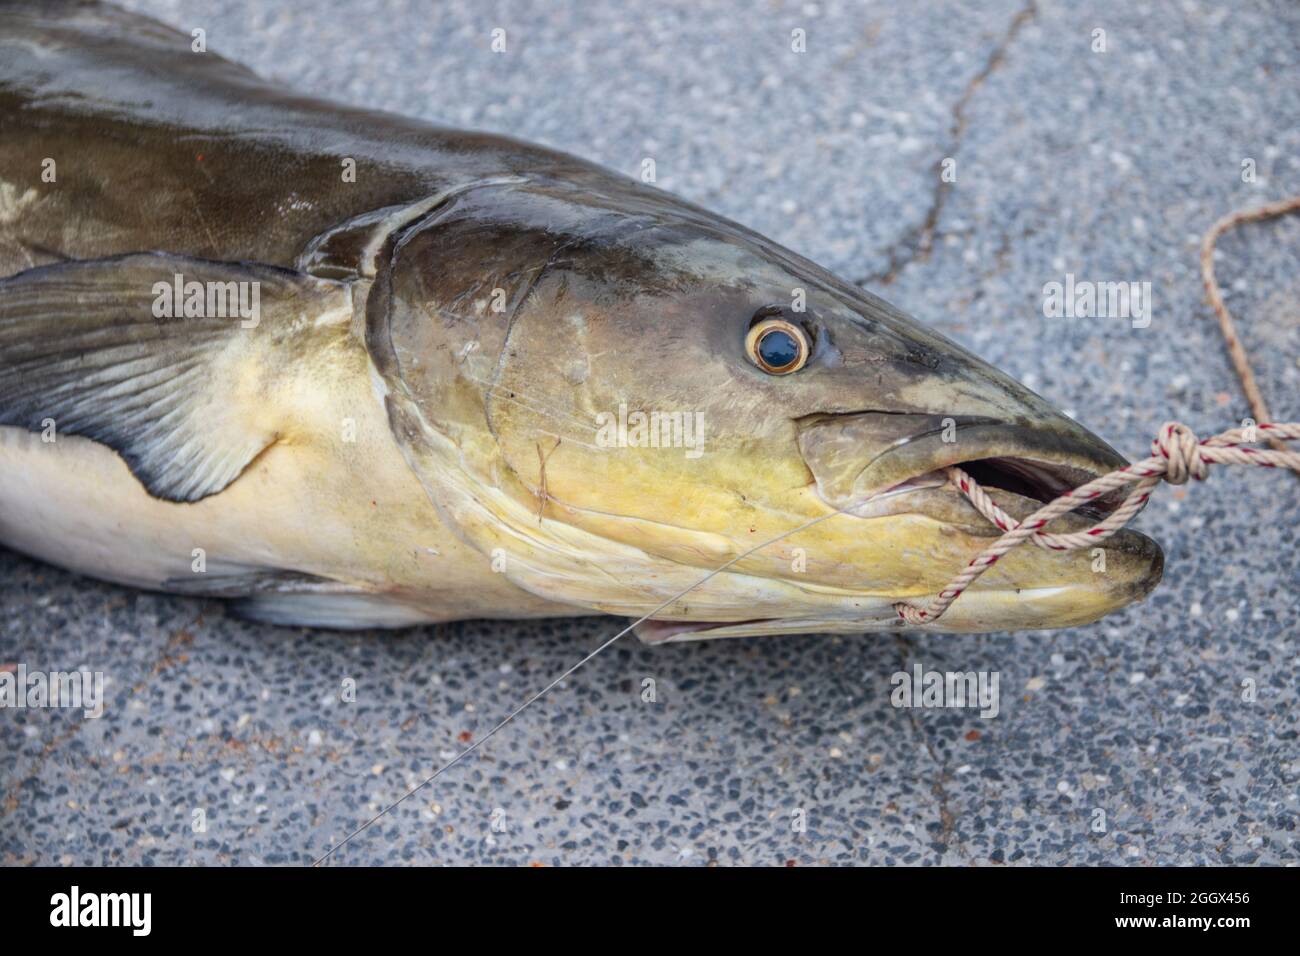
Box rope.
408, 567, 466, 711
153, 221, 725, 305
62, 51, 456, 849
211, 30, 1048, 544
895, 197, 1300, 626
894, 422, 1300, 625
1200, 195, 1300, 455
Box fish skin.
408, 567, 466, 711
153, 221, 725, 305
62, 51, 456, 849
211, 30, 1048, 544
0, 1, 598, 275
0, 1, 1163, 636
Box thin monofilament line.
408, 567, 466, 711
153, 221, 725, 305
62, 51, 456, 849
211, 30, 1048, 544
311, 504, 851, 865
315, 195, 1300, 863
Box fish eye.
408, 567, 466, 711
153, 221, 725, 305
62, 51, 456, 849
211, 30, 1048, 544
745, 317, 809, 375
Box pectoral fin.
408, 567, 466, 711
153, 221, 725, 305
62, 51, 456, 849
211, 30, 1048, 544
0, 253, 353, 502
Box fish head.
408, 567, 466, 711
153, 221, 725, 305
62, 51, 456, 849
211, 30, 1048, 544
367, 174, 1163, 638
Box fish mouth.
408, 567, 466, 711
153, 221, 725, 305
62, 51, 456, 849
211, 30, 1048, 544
858, 453, 1124, 522
633, 412, 1164, 643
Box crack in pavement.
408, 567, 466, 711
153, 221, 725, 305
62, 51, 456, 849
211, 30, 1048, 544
893, 634, 967, 861
856, 0, 1039, 288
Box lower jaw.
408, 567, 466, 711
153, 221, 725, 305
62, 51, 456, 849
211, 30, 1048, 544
632, 581, 1144, 643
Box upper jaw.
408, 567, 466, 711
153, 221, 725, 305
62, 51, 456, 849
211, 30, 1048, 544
795, 411, 1128, 515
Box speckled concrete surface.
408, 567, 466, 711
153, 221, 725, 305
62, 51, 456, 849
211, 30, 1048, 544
2, 0, 1298, 866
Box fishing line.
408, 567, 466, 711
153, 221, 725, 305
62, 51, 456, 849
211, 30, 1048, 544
312, 195, 1298, 864
311, 503, 854, 865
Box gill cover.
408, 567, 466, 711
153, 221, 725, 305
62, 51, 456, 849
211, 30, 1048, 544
364, 175, 807, 571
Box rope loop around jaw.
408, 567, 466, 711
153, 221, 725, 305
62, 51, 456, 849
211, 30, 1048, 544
894, 421, 1300, 627
898, 196, 1300, 627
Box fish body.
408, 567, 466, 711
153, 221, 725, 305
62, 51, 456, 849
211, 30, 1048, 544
0, 1, 1162, 638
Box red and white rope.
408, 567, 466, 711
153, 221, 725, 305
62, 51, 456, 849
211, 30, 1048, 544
894, 421, 1300, 626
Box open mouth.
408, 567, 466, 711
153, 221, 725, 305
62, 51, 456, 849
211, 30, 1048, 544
921, 455, 1122, 520
843, 452, 1125, 524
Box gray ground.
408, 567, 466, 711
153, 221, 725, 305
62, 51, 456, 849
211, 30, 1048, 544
2, 0, 1298, 866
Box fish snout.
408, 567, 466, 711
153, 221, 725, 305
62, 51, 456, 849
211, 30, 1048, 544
791, 408, 1165, 628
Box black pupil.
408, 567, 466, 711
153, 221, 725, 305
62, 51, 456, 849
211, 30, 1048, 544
758, 329, 799, 369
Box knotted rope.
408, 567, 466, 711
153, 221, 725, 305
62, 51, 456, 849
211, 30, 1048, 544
894, 421, 1300, 625
895, 196, 1300, 626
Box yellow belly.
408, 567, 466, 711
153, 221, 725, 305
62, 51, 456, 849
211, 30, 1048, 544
0, 393, 579, 628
